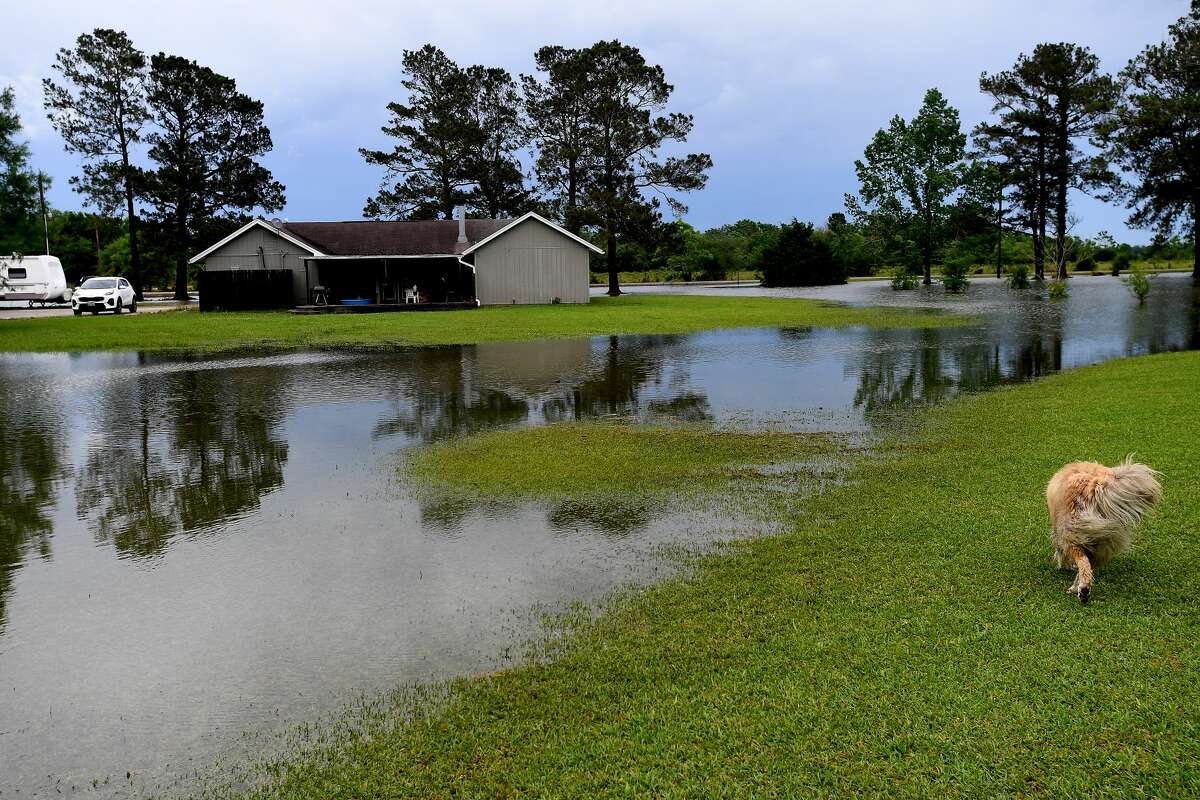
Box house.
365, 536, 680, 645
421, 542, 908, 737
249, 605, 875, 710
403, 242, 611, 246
188, 211, 602, 308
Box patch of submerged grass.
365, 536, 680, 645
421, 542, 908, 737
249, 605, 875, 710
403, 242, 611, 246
406, 423, 848, 500
241, 352, 1200, 798
0, 294, 968, 354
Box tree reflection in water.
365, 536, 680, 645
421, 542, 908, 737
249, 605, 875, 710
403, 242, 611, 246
851, 304, 1068, 427
0, 365, 66, 630
397, 334, 708, 535
371, 346, 531, 443
75, 365, 290, 559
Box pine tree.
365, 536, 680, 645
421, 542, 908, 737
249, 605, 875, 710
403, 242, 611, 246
44, 29, 150, 296
1102, 1, 1200, 278
142, 54, 285, 300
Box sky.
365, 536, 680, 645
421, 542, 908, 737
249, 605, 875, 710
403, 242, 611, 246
1, 0, 1189, 243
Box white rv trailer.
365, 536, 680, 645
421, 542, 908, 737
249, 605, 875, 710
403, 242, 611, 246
0, 255, 70, 306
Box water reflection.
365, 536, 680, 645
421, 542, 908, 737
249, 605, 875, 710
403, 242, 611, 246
75, 365, 290, 559
547, 496, 656, 536
0, 363, 65, 630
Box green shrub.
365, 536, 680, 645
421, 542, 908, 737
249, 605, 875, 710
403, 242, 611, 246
1074, 255, 1095, 272
891, 268, 918, 290
1123, 263, 1154, 304
1007, 264, 1031, 289
1112, 251, 1133, 276
757, 220, 846, 287
941, 258, 970, 293
1047, 279, 1069, 300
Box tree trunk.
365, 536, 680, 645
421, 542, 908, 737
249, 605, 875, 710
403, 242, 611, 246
1054, 175, 1068, 281
442, 172, 455, 220
1054, 107, 1069, 281
1034, 137, 1046, 281
922, 214, 932, 285
605, 221, 620, 296
174, 252, 189, 302
117, 106, 143, 300
173, 190, 190, 301
1193, 193, 1199, 280
93, 214, 102, 268
996, 189, 1003, 280
565, 159, 579, 235
126, 188, 143, 300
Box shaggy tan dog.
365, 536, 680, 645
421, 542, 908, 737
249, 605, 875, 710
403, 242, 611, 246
1046, 458, 1162, 603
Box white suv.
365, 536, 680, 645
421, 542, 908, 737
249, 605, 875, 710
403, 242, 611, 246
72, 277, 137, 315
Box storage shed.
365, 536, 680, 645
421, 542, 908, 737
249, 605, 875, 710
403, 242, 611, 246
189, 212, 601, 309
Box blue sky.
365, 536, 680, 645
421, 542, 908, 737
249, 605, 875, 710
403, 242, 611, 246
1, 0, 1188, 243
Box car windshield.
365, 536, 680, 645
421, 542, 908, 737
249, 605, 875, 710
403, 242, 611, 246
81, 278, 117, 289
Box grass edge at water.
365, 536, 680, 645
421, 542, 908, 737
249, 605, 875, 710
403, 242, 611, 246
224, 350, 1200, 798
0, 294, 969, 354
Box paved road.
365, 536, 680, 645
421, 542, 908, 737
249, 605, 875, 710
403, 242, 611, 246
0, 300, 194, 320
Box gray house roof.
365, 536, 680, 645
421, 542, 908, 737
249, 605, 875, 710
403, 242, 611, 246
281, 219, 513, 256
189, 213, 603, 264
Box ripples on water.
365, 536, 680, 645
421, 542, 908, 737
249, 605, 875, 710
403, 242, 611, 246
1, 275, 1197, 795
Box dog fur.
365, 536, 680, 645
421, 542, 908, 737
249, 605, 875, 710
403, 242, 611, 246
1046, 457, 1162, 604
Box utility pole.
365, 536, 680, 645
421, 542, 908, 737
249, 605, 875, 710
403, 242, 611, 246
38, 173, 50, 255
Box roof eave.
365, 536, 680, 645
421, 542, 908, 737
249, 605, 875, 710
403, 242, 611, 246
459, 212, 604, 256
188, 218, 324, 264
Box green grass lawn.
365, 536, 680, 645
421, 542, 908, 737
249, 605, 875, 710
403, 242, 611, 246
0, 295, 965, 354
407, 424, 847, 499
239, 351, 1200, 798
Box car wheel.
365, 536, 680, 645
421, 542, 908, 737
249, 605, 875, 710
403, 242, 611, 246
114, 299, 123, 315
129, 299, 137, 313
73, 309, 82, 316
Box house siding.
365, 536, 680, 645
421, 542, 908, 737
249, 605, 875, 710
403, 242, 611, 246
472, 219, 591, 305
198, 226, 312, 305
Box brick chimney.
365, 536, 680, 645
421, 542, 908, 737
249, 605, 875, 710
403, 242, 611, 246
456, 206, 467, 244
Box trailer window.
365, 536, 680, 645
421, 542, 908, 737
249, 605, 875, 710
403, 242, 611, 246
6, 267, 26, 279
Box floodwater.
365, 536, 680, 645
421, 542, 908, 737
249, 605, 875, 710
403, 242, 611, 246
1, 275, 1197, 795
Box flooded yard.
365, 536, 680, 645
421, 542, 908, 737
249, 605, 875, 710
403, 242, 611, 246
2, 275, 1198, 795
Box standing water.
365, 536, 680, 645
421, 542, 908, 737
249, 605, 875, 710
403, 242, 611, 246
1, 275, 1197, 795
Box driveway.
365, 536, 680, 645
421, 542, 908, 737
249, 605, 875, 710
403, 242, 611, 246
0, 300, 195, 320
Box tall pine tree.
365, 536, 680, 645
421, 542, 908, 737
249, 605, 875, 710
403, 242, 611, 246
576, 40, 711, 296
522, 46, 599, 234
44, 29, 150, 296
1102, 1, 1200, 278
361, 45, 474, 219
143, 54, 285, 300
462, 65, 529, 218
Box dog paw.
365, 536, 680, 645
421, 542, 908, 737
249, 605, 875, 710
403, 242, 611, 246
1078, 586, 1090, 605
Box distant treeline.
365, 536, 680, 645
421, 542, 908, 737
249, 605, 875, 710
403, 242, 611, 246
588, 216, 1194, 286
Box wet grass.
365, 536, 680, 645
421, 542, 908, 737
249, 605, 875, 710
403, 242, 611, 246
0, 294, 966, 353
407, 423, 848, 500
237, 352, 1200, 798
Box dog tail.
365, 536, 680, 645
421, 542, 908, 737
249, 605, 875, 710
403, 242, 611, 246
1099, 457, 1163, 531
1066, 458, 1162, 568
